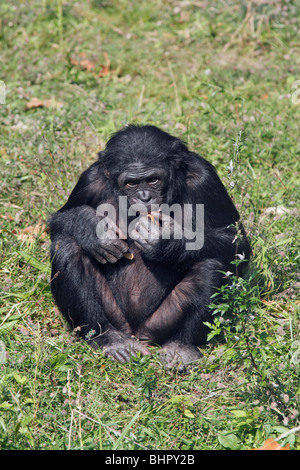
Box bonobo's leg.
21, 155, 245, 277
50, 236, 149, 362
137, 259, 225, 371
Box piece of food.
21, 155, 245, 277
124, 252, 134, 260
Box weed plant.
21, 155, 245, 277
0, 0, 299, 450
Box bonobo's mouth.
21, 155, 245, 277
129, 198, 164, 212
130, 201, 155, 212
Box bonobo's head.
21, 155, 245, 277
99, 125, 190, 207
117, 163, 167, 209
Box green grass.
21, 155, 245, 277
0, 0, 299, 450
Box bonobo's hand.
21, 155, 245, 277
93, 217, 129, 264
102, 337, 150, 363
133, 211, 181, 255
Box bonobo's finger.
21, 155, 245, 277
134, 235, 155, 252
108, 221, 128, 243
93, 252, 107, 264
135, 223, 150, 241
101, 218, 127, 241
90, 247, 108, 264
155, 211, 172, 222
149, 210, 173, 228
151, 211, 177, 231
138, 215, 160, 231
147, 211, 161, 225
160, 342, 202, 372
103, 341, 150, 363
97, 239, 128, 263
103, 346, 129, 363
104, 243, 126, 260
115, 348, 132, 362
135, 218, 160, 243
96, 214, 126, 239
135, 342, 151, 356
148, 210, 162, 220
114, 224, 127, 241
133, 237, 148, 252
141, 221, 160, 240
116, 239, 130, 253
152, 211, 183, 239
153, 211, 175, 230
98, 247, 119, 264
100, 237, 129, 258
113, 239, 130, 258
126, 341, 150, 359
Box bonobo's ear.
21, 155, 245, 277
170, 139, 189, 171
98, 151, 110, 178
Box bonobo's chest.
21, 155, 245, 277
102, 244, 180, 330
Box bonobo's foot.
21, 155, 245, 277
88, 331, 150, 362
160, 341, 202, 372
102, 338, 150, 362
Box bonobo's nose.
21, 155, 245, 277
139, 190, 151, 203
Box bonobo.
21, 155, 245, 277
50, 125, 250, 370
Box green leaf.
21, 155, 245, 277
0, 320, 19, 332
218, 432, 242, 450
51, 353, 71, 371
184, 409, 195, 419
13, 372, 27, 384
18, 251, 50, 274
231, 409, 247, 418
0, 402, 13, 409
112, 407, 144, 450
0, 417, 6, 432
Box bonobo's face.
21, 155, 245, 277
117, 164, 167, 209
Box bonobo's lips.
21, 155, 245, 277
130, 199, 162, 212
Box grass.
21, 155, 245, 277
0, 0, 299, 450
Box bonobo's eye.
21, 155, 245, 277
147, 178, 160, 186
125, 181, 138, 189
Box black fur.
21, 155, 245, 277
49, 125, 250, 367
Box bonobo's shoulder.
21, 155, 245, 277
75, 160, 110, 189
185, 151, 218, 183
81, 160, 102, 180
187, 151, 216, 169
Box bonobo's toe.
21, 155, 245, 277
160, 341, 202, 372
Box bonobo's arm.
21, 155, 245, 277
50, 206, 129, 264
50, 164, 149, 360
49, 163, 129, 264
132, 212, 193, 264
132, 212, 249, 270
